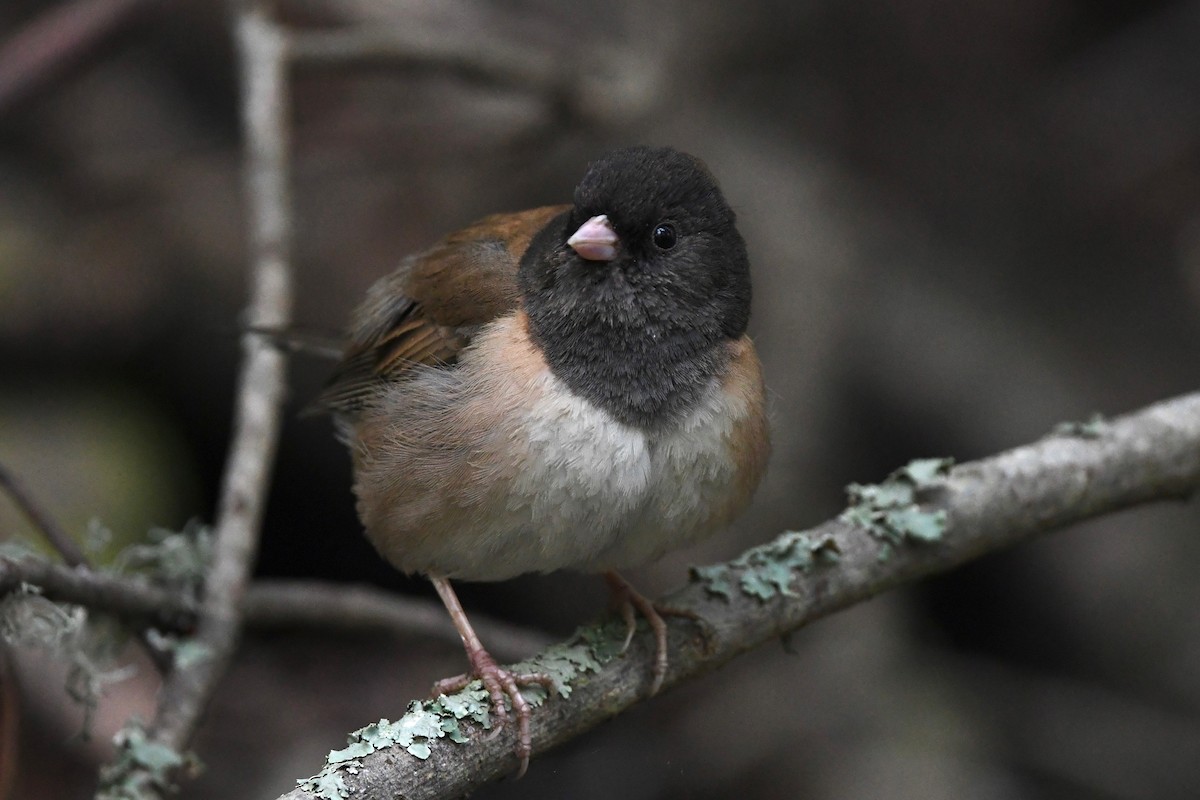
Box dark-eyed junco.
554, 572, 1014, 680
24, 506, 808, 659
320, 145, 769, 774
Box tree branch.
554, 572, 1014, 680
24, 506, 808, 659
0, 560, 547, 661
287, 27, 561, 89
276, 390, 1200, 800
0, 557, 194, 631
138, 0, 293, 753
0, 464, 176, 672
0, 461, 87, 567
285, 23, 656, 127
244, 581, 550, 660
0, 0, 157, 114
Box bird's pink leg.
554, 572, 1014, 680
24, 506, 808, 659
429, 577, 554, 778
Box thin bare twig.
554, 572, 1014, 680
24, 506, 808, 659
114, 0, 294, 785
276, 390, 1200, 800
0, 462, 87, 567
287, 27, 560, 90
0, 0, 157, 115
286, 25, 658, 127
0, 559, 548, 660
243, 581, 550, 661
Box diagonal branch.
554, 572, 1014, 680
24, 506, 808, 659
0, 462, 87, 567
0, 0, 157, 114
276, 390, 1200, 800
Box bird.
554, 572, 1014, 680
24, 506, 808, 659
319, 145, 769, 775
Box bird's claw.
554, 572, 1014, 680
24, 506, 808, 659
433, 650, 554, 778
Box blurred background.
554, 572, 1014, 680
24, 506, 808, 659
2, 0, 1199, 798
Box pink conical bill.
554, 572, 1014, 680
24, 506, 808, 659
566, 214, 619, 261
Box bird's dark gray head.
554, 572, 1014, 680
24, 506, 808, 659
519, 146, 753, 428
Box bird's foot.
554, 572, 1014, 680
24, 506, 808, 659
604, 571, 707, 696
432, 647, 555, 778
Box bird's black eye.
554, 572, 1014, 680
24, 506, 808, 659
652, 224, 677, 250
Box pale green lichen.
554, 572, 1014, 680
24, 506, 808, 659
0, 538, 39, 560
96, 719, 198, 800
0, 585, 134, 738
840, 457, 953, 551
298, 630, 621, 799
691, 531, 841, 602
510, 633, 618, 699
1051, 412, 1108, 440
111, 518, 213, 594
143, 630, 212, 669
304, 772, 348, 800
1, 520, 214, 736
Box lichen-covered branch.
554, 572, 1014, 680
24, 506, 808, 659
0, 557, 194, 631
277, 390, 1200, 800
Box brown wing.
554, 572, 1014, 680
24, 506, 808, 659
318, 204, 570, 415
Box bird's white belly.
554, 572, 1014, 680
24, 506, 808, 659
500, 370, 653, 570
479, 368, 742, 578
